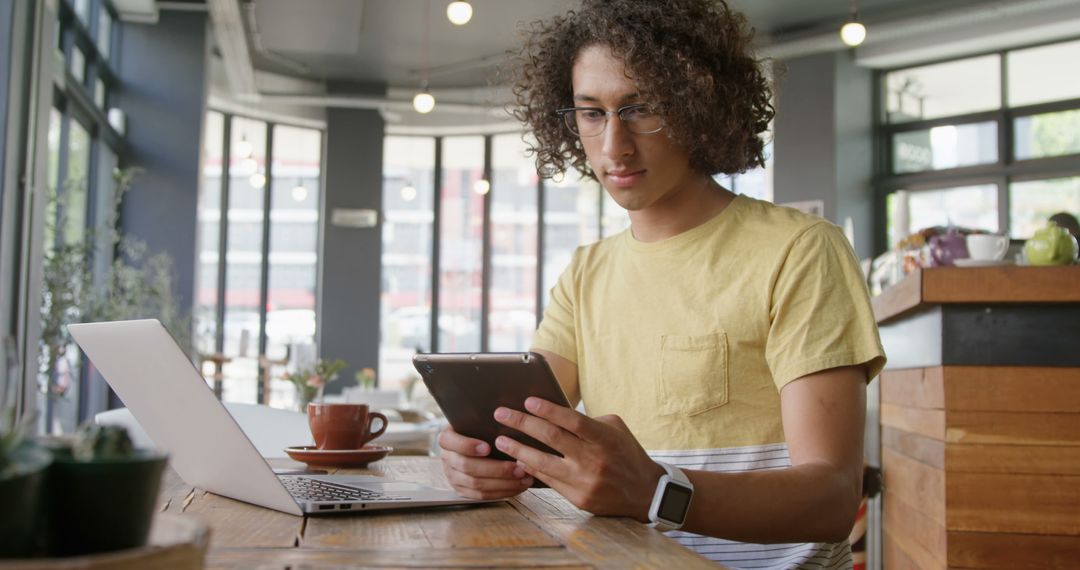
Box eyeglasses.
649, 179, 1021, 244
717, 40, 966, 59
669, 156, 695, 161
554, 104, 665, 137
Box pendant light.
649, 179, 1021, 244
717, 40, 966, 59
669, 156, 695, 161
446, 1, 472, 25
291, 183, 308, 202
414, 0, 436, 114
840, 0, 867, 47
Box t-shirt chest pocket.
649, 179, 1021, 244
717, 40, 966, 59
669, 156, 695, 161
657, 332, 730, 416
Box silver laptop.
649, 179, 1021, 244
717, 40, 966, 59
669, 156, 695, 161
68, 319, 489, 515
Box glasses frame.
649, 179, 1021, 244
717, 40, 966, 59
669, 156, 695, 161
554, 104, 665, 137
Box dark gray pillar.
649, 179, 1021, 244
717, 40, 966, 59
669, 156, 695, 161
773, 51, 875, 259
114, 11, 208, 313
0, 0, 12, 222
319, 107, 384, 393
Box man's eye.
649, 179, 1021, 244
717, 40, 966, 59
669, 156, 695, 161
578, 109, 605, 120
624, 106, 652, 119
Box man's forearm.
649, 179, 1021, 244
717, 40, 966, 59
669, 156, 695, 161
678, 461, 861, 544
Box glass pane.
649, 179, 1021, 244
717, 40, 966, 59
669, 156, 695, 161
489, 133, 538, 352
438, 136, 484, 352
94, 78, 105, 109
1010, 177, 1080, 239
74, 0, 90, 26
1014, 109, 1080, 160
70, 45, 86, 84
195, 112, 224, 363
732, 140, 773, 201
267, 124, 321, 409
892, 122, 998, 174
97, 9, 112, 60
543, 171, 600, 309
601, 190, 630, 237
44, 109, 63, 252
1008, 39, 1080, 107
221, 117, 267, 404
381, 137, 435, 391
885, 55, 1000, 123
889, 184, 999, 238
63, 119, 91, 245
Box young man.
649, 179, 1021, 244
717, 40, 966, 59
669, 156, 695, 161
438, 1, 886, 568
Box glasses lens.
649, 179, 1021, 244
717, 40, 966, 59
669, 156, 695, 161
621, 105, 663, 134
573, 109, 607, 137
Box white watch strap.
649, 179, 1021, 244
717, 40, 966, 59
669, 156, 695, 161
657, 461, 690, 486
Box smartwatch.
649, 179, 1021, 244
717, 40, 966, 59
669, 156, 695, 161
647, 461, 694, 532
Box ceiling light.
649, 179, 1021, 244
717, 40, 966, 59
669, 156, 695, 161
401, 184, 417, 201
840, 0, 866, 47
840, 21, 866, 47
236, 134, 253, 158
249, 172, 266, 188
550, 170, 566, 185
446, 1, 472, 25
473, 178, 490, 195
413, 89, 435, 114
291, 184, 308, 202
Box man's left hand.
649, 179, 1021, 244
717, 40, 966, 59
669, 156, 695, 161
492, 397, 664, 520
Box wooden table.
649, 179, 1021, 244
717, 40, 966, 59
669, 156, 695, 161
156, 457, 719, 569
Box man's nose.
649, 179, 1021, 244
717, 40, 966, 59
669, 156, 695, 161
601, 115, 635, 160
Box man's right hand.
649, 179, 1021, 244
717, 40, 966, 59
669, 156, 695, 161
438, 426, 534, 499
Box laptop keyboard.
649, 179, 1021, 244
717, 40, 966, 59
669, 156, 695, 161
281, 477, 410, 503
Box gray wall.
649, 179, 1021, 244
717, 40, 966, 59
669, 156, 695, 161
773, 52, 876, 259
114, 11, 208, 312
319, 107, 384, 392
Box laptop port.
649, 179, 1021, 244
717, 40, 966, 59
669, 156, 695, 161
339, 504, 351, 510
318, 504, 334, 511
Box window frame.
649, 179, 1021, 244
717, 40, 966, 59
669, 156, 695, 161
875, 37, 1080, 253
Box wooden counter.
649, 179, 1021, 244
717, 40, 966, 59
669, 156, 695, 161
872, 266, 1080, 569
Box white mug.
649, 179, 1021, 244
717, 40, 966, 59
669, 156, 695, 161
966, 234, 1009, 261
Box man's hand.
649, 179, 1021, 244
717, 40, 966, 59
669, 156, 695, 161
437, 426, 534, 500
492, 397, 664, 520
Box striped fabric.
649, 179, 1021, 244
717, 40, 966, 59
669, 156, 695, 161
649, 444, 853, 570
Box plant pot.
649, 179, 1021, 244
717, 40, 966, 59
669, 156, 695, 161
0, 445, 53, 557
42, 449, 167, 557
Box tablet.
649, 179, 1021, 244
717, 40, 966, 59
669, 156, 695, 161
412, 352, 572, 462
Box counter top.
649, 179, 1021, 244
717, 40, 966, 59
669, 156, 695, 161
872, 265, 1080, 324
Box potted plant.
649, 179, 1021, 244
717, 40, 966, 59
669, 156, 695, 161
352, 367, 404, 410
0, 409, 51, 557
284, 358, 347, 412
42, 424, 167, 556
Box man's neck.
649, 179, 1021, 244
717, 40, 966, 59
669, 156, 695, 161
627, 177, 736, 243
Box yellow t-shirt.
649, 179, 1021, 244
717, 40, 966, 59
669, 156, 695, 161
532, 194, 886, 451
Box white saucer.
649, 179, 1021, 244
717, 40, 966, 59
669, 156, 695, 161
954, 258, 1012, 267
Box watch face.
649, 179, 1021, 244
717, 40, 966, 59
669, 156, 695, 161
657, 482, 693, 523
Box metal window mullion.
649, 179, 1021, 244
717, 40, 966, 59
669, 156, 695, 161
597, 181, 605, 239
480, 135, 492, 352
535, 177, 545, 329
430, 137, 442, 353
256, 124, 274, 403
214, 116, 231, 368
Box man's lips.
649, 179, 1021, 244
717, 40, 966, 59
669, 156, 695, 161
604, 169, 646, 187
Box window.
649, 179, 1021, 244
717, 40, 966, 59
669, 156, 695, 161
438, 136, 485, 353
195, 112, 325, 409
878, 39, 1080, 247
39, 0, 125, 433
490, 133, 538, 352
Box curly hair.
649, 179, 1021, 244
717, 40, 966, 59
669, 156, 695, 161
510, 0, 774, 179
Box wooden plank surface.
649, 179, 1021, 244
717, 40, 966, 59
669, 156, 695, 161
872, 265, 1080, 324
948, 531, 1080, 569
943, 367, 1080, 413
946, 443, 1080, 476
883, 427, 945, 470
947, 472, 1080, 535
883, 491, 946, 570
945, 411, 1080, 446
881, 367, 945, 409
206, 547, 588, 569
159, 457, 718, 569
882, 448, 945, 526
881, 403, 946, 441
883, 531, 930, 570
